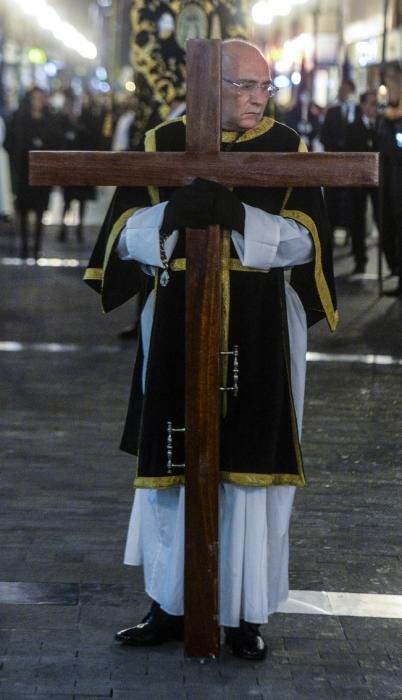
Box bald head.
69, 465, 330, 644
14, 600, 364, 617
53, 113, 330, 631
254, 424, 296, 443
221, 39, 272, 132
222, 39, 270, 78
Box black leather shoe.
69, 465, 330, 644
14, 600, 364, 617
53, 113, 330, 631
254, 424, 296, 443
115, 602, 184, 645
224, 620, 267, 661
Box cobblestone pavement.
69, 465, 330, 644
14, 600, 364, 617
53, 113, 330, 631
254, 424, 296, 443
0, 216, 401, 699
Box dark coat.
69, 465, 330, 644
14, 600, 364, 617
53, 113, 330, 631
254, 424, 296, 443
55, 113, 97, 203
5, 108, 60, 211
379, 115, 402, 216
320, 104, 351, 151
283, 103, 320, 151
345, 116, 379, 153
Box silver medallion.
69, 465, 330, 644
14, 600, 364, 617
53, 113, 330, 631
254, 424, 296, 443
160, 269, 170, 287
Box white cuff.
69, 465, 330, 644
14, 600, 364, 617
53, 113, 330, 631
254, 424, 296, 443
232, 203, 280, 269
117, 202, 178, 268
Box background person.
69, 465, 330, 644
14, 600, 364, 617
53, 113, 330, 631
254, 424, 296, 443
55, 89, 97, 244
320, 79, 357, 243
344, 90, 380, 275
5, 87, 59, 259
380, 97, 402, 296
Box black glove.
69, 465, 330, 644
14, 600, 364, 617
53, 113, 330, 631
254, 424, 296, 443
161, 178, 245, 234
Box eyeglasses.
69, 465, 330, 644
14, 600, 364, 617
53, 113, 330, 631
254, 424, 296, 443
223, 78, 279, 97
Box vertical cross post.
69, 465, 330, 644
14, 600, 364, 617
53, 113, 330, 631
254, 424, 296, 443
184, 39, 221, 658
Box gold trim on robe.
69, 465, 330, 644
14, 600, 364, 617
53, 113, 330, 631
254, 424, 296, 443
280, 208, 339, 331
83, 207, 138, 290
220, 471, 305, 487
133, 471, 305, 489
144, 128, 160, 205
222, 116, 276, 143
134, 475, 185, 489
102, 208, 139, 281
83, 268, 103, 281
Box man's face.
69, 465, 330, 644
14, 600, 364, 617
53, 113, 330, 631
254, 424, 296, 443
31, 89, 47, 114
338, 82, 354, 103
362, 95, 378, 120
221, 46, 271, 131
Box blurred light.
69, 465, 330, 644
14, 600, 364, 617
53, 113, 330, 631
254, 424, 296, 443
16, 0, 47, 15
0, 257, 84, 267
251, 2, 272, 24
252, 0, 294, 22
276, 33, 314, 74
344, 17, 383, 45
90, 78, 110, 93
49, 91, 65, 109
125, 81, 136, 92
274, 75, 291, 88
96, 66, 108, 81
71, 77, 83, 94
270, 47, 283, 62
275, 59, 292, 73
377, 84, 389, 106
44, 61, 58, 77
28, 47, 47, 64
268, 0, 291, 16
291, 71, 301, 85
12, 0, 98, 60
38, 5, 59, 30
353, 37, 380, 67
356, 41, 368, 66
286, 33, 314, 56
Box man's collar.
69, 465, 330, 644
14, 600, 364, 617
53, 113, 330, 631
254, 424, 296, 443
361, 114, 375, 129
221, 116, 275, 143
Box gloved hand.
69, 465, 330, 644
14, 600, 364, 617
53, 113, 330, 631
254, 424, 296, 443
161, 178, 245, 234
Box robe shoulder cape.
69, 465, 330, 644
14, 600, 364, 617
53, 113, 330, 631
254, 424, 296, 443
84, 116, 338, 489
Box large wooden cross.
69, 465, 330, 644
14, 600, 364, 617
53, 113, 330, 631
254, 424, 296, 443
30, 39, 379, 659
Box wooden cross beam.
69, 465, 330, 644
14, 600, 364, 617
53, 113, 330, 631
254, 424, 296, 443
30, 39, 380, 660
30, 147, 380, 188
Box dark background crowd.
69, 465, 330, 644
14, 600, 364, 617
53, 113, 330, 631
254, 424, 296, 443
0, 81, 401, 294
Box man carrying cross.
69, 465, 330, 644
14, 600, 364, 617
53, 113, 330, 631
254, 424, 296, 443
84, 39, 337, 661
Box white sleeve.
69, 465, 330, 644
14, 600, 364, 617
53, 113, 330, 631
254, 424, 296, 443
231, 202, 313, 269
116, 202, 179, 268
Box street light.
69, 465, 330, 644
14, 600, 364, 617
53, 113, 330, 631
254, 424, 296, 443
251, 2, 272, 25
10, 0, 98, 60
251, 0, 309, 24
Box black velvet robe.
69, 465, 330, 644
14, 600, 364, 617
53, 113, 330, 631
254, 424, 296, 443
84, 116, 337, 488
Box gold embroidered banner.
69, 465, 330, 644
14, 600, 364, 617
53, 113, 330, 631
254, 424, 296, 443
130, 1, 250, 132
